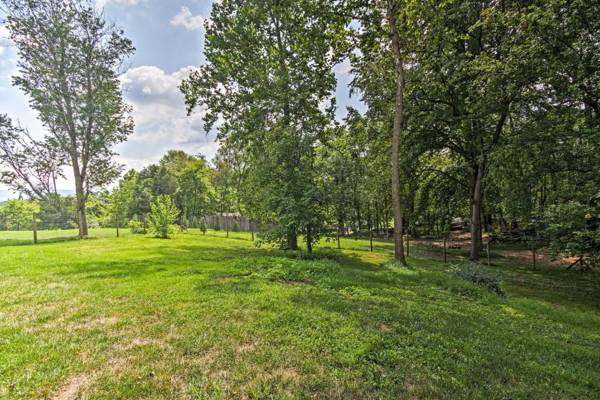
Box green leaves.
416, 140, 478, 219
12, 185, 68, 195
0, 199, 40, 231
538, 199, 600, 269
181, 0, 348, 249
148, 195, 180, 239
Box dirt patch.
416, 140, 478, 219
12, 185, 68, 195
105, 356, 130, 374
186, 348, 219, 368
236, 339, 260, 354
379, 323, 393, 332
114, 337, 167, 351
67, 316, 119, 332
495, 249, 578, 269
413, 233, 577, 269
274, 367, 299, 382
170, 375, 186, 391
252, 366, 300, 383
51, 373, 94, 400
51, 354, 131, 399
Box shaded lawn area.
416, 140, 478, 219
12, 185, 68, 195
0, 229, 599, 399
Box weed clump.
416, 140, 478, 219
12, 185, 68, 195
455, 263, 505, 297
236, 256, 339, 285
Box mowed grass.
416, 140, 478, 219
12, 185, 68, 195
1, 229, 599, 399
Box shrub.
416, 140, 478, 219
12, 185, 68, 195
455, 263, 505, 296
537, 198, 599, 270
148, 195, 179, 239
128, 218, 145, 234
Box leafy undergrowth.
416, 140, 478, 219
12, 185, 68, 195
0, 229, 599, 399
454, 263, 506, 297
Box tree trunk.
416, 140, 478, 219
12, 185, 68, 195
72, 160, 88, 239
337, 215, 344, 249
78, 200, 88, 238
387, 1, 406, 264
355, 200, 361, 233
116, 225, 120, 238
32, 212, 37, 244
287, 227, 298, 250
470, 159, 484, 260
306, 225, 313, 253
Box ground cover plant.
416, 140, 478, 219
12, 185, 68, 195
1, 229, 599, 399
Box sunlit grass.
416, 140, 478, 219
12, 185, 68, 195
0, 229, 599, 399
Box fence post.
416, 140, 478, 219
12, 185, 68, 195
443, 237, 447, 264
32, 212, 38, 245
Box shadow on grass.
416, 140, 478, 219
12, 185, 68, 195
35, 233, 600, 398
0, 236, 81, 247
50, 234, 600, 312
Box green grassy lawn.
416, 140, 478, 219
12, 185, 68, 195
1, 229, 599, 399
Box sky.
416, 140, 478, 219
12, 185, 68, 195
0, 0, 360, 199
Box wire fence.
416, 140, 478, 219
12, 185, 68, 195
0, 210, 79, 244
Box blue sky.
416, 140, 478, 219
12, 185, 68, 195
0, 0, 359, 197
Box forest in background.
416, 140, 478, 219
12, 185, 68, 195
0, 0, 598, 269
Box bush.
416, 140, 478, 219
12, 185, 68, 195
538, 198, 599, 270
455, 263, 505, 296
148, 195, 179, 239
128, 218, 145, 234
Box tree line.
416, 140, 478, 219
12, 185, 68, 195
180, 0, 599, 266
0, 0, 598, 267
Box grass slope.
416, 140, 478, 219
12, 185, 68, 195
0, 229, 599, 399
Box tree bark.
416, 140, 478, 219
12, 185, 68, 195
287, 227, 298, 250
469, 159, 484, 260
32, 212, 38, 244
387, 0, 406, 264
306, 225, 313, 253
70, 152, 89, 239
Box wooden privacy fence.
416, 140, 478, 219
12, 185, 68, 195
205, 213, 260, 233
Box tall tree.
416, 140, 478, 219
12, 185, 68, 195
348, 0, 410, 262
176, 158, 213, 228
387, 0, 407, 263
181, 0, 347, 251
105, 178, 133, 237
407, 0, 542, 259
2, 0, 134, 238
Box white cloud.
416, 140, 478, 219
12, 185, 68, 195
95, 0, 142, 9
0, 25, 17, 85
118, 65, 217, 166
170, 7, 206, 32
334, 58, 352, 76
0, 24, 9, 40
